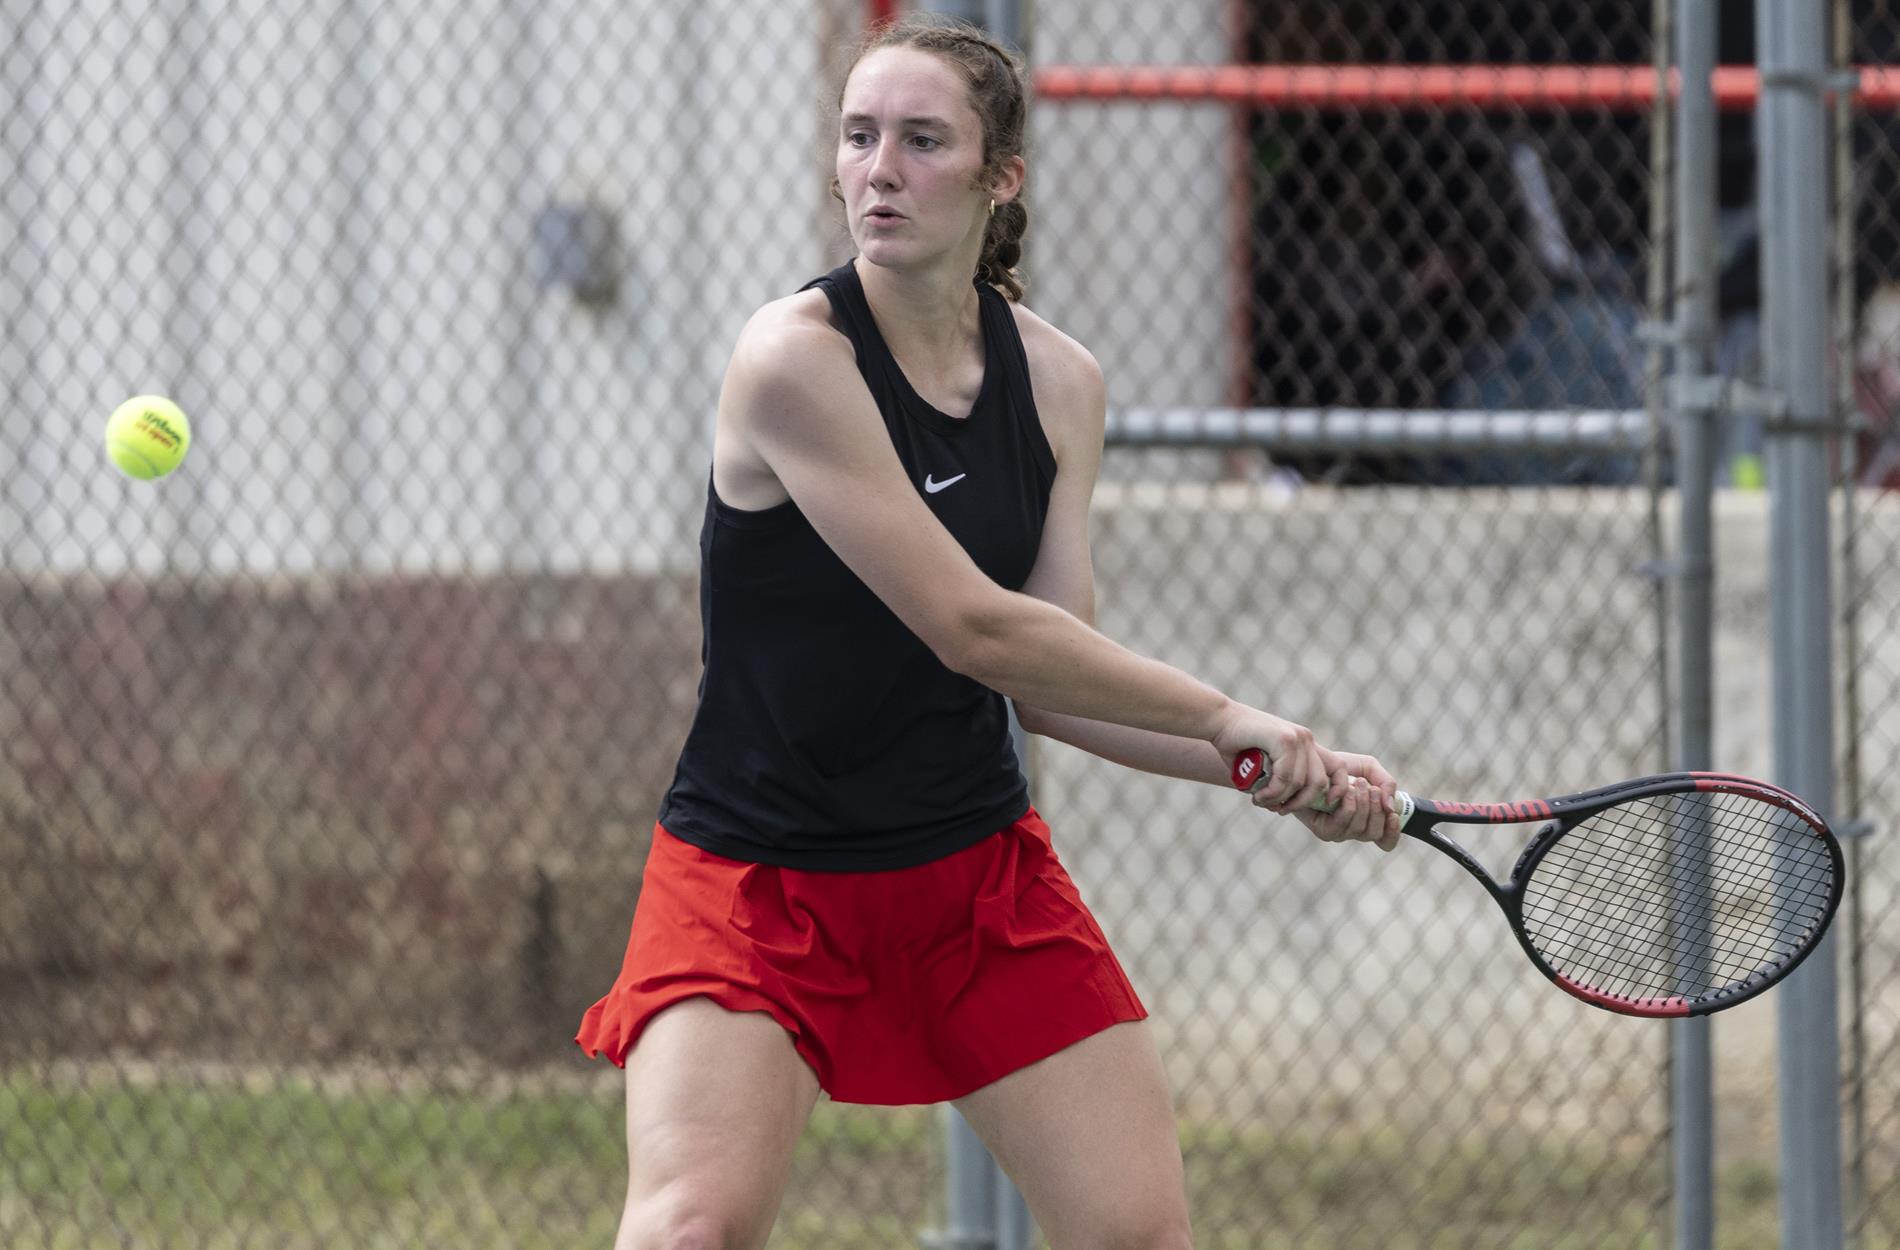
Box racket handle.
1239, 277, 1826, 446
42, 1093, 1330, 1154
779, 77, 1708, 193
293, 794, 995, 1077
1230, 747, 1335, 811
1230, 747, 1416, 823
1230, 747, 1273, 794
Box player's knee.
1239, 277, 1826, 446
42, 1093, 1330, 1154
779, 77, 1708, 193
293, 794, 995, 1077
1124, 1225, 1193, 1250
1142, 1223, 1194, 1250
1086, 1215, 1194, 1250
614, 1193, 753, 1250
648, 1226, 734, 1250
1056, 1208, 1185, 1246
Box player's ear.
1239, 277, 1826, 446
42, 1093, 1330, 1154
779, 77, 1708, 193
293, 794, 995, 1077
987, 155, 1025, 207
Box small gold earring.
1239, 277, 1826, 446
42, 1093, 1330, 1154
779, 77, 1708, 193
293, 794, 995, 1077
988, 198, 996, 218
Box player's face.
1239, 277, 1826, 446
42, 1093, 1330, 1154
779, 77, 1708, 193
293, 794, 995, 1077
837, 48, 991, 270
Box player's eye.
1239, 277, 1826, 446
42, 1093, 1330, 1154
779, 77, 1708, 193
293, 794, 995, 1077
845, 131, 875, 148
909, 134, 940, 150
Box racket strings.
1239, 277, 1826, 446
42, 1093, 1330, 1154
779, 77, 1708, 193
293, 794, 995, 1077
1525, 801, 1831, 997
1533, 823, 1827, 963
1519, 792, 1835, 1005
1527, 867, 1817, 996
1526, 804, 1832, 990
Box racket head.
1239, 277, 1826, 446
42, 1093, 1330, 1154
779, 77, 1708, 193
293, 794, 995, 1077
1497, 773, 1843, 1018
1228, 754, 1844, 1017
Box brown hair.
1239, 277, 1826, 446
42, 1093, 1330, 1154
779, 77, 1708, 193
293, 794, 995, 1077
834, 14, 1030, 301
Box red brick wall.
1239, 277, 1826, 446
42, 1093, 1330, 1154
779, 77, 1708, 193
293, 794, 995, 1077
0, 573, 699, 1066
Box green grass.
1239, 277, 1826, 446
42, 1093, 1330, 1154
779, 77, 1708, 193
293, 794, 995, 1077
0, 1074, 624, 1249
0, 1068, 1891, 1249
0, 1068, 939, 1250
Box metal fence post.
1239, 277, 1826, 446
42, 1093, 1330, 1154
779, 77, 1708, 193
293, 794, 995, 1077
924, 701, 1037, 1250
1668, 4, 1720, 1249
1753, 2, 1846, 1247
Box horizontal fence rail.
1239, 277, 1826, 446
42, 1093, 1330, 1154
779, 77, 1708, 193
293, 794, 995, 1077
1104, 407, 1653, 451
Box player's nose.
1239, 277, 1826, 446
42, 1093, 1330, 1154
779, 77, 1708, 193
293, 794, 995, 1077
867, 139, 903, 190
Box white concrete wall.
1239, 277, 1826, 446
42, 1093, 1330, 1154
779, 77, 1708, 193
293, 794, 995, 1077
2, 0, 1268, 577
4, 0, 830, 577
1045, 485, 1894, 1140
1028, 0, 1236, 484
1029, 0, 1233, 410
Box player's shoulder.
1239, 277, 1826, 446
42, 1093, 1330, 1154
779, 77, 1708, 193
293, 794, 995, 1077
1008, 302, 1104, 458
721, 288, 868, 442
729, 288, 857, 390
1007, 301, 1105, 401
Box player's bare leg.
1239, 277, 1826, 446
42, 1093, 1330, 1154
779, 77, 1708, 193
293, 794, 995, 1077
953, 1019, 1192, 1250
613, 998, 822, 1250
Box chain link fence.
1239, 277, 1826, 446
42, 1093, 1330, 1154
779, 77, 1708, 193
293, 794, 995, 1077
1845, 4, 1900, 1248
1034, 3, 1671, 1246
0, 1, 1891, 1247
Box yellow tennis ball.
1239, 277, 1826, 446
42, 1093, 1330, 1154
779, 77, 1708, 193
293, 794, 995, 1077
105, 395, 192, 480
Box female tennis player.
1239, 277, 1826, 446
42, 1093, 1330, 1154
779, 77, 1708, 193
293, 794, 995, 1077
576, 15, 1402, 1249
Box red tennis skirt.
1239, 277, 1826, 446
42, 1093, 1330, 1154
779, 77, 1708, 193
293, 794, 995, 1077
573, 807, 1147, 1105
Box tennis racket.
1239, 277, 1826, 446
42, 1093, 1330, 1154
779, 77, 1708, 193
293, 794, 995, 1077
1231, 750, 1844, 1018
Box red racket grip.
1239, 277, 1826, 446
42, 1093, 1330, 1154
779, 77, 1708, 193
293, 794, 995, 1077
1231, 747, 1271, 792
1230, 747, 1341, 813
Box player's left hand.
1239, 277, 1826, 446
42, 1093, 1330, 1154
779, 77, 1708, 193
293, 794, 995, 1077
1291, 749, 1403, 852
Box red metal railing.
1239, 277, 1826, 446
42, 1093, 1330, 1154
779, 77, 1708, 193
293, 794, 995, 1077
1033, 64, 1900, 112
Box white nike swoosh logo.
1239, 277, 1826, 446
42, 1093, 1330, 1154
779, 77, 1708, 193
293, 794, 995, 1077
923, 473, 967, 494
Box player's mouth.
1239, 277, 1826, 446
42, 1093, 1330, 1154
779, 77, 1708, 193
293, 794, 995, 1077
865, 206, 906, 225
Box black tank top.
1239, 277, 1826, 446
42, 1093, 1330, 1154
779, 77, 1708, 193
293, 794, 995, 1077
656, 261, 1058, 871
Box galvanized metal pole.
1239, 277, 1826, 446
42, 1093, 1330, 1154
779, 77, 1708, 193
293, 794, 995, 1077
1752, 2, 1845, 1247
1828, 0, 1870, 1237
1669, 5, 1720, 1249
939, 1118, 1000, 1250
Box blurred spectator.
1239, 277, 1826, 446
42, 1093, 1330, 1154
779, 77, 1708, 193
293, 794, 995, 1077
1440, 140, 1646, 485
1248, 116, 1544, 484
1252, 115, 1532, 414
1249, 116, 1644, 485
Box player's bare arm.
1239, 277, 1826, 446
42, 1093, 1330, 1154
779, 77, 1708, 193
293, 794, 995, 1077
999, 305, 1398, 843
1003, 308, 1228, 787
719, 297, 1332, 810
